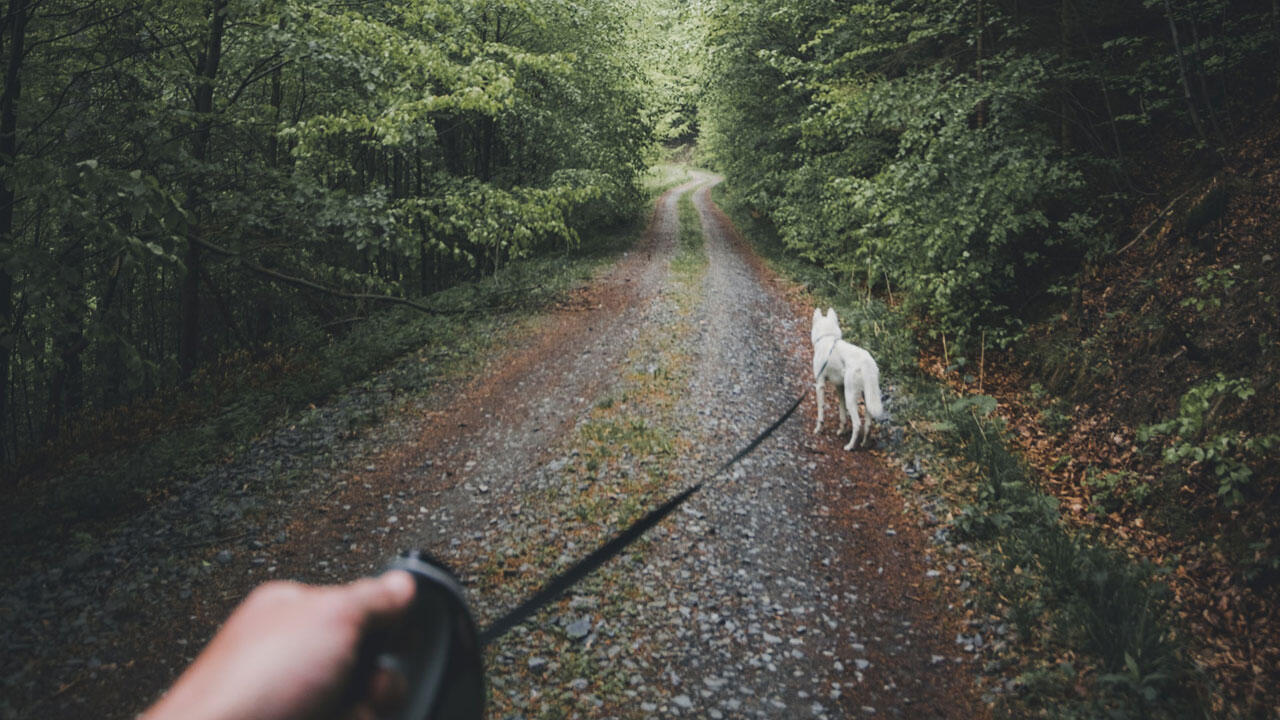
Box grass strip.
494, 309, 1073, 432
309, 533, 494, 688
477, 181, 708, 717
671, 188, 707, 276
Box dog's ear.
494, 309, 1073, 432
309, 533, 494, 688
826, 307, 837, 321
812, 308, 822, 323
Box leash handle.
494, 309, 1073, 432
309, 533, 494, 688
359, 551, 485, 720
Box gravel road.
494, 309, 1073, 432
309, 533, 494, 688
1, 174, 983, 719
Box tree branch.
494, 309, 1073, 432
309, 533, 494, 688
1118, 190, 1189, 254
190, 235, 461, 315
224, 53, 291, 109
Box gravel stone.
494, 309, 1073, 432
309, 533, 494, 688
566, 617, 592, 640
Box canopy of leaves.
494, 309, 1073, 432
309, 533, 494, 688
699, 0, 1277, 347
0, 0, 657, 465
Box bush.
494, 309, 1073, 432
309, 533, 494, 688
1139, 374, 1277, 507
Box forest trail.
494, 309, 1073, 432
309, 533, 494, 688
4, 173, 981, 719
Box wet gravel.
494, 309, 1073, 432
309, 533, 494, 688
0, 174, 985, 719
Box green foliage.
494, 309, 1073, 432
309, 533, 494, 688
1139, 374, 1277, 506
699, 0, 1106, 347
636, 2, 706, 145
1179, 264, 1238, 311
930, 388, 1203, 717
698, 0, 1277, 347
718, 180, 1206, 715
711, 182, 920, 380
1037, 395, 1076, 437
1243, 537, 1280, 587
4, 214, 642, 547
1084, 468, 1152, 516
1, 0, 659, 466
1052, 535, 1185, 711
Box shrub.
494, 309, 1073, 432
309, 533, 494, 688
1138, 374, 1277, 506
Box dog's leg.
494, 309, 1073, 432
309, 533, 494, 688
813, 380, 824, 433
859, 375, 875, 446
836, 385, 848, 435
843, 381, 861, 450
861, 396, 873, 446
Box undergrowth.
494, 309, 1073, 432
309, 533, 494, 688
3, 179, 685, 555
712, 183, 1207, 718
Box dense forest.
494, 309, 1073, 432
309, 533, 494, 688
0, 0, 681, 466
701, 0, 1275, 345
3, 0, 1279, 717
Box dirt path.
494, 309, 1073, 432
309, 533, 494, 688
617, 179, 984, 719
2, 173, 982, 719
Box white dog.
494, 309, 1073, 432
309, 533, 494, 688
811, 307, 886, 450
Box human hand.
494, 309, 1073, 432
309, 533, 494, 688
141, 571, 416, 720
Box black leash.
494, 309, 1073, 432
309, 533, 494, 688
477, 327, 844, 645
478, 388, 808, 645
376, 339, 838, 719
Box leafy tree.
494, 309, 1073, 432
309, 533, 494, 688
699, 0, 1277, 346
0, 0, 654, 467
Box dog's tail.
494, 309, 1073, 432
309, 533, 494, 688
864, 358, 888, 422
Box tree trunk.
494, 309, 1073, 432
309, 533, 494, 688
478, 115, 495, 180
47, 242, 88, 438
1161, 0, 1208, 144
434, 115, 464, 174
1059, 0, 1071, 150
99, 255, 128, 407
0, 0, 30, 465
975, 0, 987, 128
267, 17, 285, 168
1099, 73, 1124, 160
179, 0, 229, 381
1186, 15, 1225, 143
1273, 0, 1279, 88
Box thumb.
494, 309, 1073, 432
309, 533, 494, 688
343, 570, 417, 628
